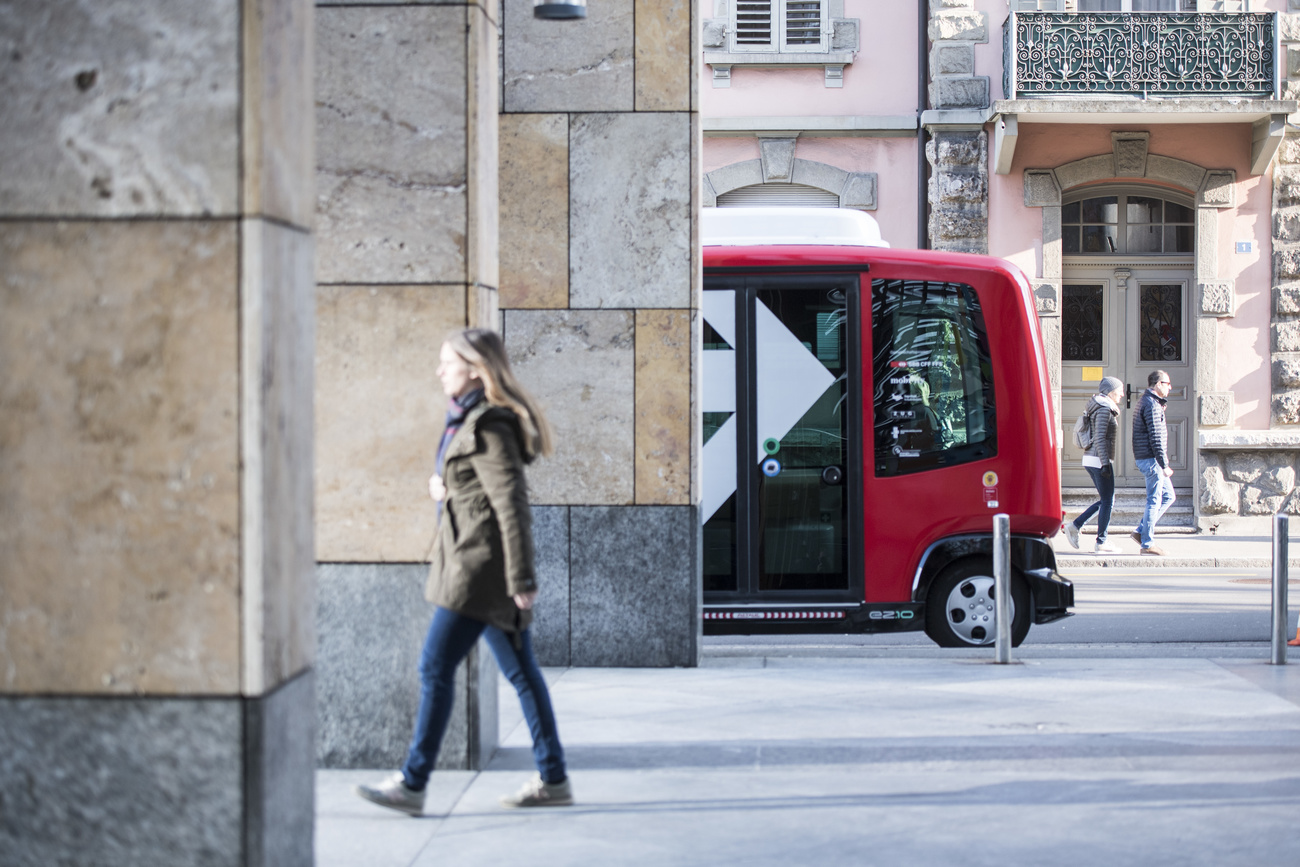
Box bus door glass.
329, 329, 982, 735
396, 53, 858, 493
702, 273, 862, 601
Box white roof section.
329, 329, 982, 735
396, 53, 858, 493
702, 207, 890, 248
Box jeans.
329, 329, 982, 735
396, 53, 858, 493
1135, 457, 1176, 548
402, 606, 567, 789
1074, 464, 1115, 544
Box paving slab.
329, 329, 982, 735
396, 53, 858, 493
317, 658, 1300, 866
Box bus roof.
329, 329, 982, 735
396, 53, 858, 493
702, 207, 890, 249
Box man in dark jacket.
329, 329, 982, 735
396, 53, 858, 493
1132, 369, 1175, 555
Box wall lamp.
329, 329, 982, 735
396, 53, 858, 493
534, 0, 587, 19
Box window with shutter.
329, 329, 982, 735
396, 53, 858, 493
731, 0, 828, 53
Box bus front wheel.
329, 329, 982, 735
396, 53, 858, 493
924, 559, 1031, 649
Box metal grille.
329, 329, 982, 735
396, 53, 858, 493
1139, 284, 1183, 361
1062, 284, 1104, 361
1007, 11, 1276, 96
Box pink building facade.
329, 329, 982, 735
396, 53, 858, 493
703, 0, 1300, 530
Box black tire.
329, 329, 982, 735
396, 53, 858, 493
924, 558, 1032, 648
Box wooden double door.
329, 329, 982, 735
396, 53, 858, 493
1059, 263, 1192, 490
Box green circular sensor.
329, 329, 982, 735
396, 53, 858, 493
762, 438, 781, 455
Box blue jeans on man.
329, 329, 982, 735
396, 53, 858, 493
1135, 457, 1176, 549
402, 606, 566, 790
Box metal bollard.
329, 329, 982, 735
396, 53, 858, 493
1271, 513, 1289, 666
994, 513, 1011, 664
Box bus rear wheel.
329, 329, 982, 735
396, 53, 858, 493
924, 559, 1031, 648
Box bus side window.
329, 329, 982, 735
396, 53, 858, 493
871, 279, 997, 477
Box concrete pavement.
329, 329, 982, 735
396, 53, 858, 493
316, 654, 1300, 866
1053, 524, 1300, 568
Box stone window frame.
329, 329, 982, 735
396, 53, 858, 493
1023, 133, 1237, 524
703, 1, 860, 88
703, 147, 877, 211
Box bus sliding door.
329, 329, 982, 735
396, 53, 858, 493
702, 273, 863, 606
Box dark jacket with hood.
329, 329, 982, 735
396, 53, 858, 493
1082, 393, 1120, 467
425, 402, 538, 636
1131, 387, 1170, 470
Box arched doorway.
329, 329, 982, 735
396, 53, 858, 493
1059, 185, 1195, 490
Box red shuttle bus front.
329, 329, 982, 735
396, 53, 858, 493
702, 208, 1072, 647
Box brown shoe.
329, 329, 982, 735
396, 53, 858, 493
1130, 531, 1142, 546
1141, 545, 1166, 556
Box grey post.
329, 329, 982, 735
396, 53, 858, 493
994, 513, 1012, 664
1272, 513, 1289, 665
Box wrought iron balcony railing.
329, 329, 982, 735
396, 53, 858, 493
1004, 11, 1277, 99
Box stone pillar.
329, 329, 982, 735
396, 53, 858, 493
925, 1, 990, 252
927, 128, 989, 254
498, 0, 699, 667
313, 1, 501, 768
0, 1, 316, 864
1275, 10, 1300, 427
927, 0, 989, 112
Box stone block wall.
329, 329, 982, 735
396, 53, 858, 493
1200, 451, 1300, 517
312, 0, 502, 770
1, 1, 317, 863
498, 0, 699, 668
311, 0, 699, 770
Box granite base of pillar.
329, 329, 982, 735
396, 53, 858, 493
316, 563, 497, 770
0, 671, 315, 867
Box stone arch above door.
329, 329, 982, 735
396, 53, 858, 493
704, 153, 877, 211
1022, 131, 1238, 433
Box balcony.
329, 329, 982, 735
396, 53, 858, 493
1003, 11, 1278, 99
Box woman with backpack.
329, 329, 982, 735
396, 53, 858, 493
1063, 376, 1125, 555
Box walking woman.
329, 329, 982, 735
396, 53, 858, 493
1063, 376, 1124, 555
355, 328, 571, 815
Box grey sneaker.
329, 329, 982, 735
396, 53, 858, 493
1094, 540, 1122, 555
354, 772, 425, 816
1063, 520, 1080, 549
500, 773, 574, 808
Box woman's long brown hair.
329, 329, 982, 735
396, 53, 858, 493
446, 328, 554, 459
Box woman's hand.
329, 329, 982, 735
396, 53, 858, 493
428, 473, 446, 502
513, 591, 538, 610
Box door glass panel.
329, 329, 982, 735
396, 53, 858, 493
1062, 284, 1105, 361
872, 279, 996, 478
1165, 225, 1194, 253
755, 288, 849, 591
1127, 197, 1161, 223
702, 290, 738, 593
1128, 224, 1162, 253
1081, 196, 1118, 224
1082, 225, 1118, 253
1062, 225, 1080, 254
1139, 283, 1183, 362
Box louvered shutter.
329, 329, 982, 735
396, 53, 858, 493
715, 184, 841, 207
782, 1, 826, 51
734, 0, 774, 49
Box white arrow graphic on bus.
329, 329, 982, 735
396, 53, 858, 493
702, 293, 836, 523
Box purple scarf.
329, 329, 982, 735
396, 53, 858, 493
435, 389, 484, 522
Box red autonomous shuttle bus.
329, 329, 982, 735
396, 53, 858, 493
702, 208, 1072, 647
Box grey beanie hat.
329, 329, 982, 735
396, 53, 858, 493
1098, 376, 1124, 395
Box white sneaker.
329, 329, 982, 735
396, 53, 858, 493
1094, 540, 1122, 555
1062, 520, 1080, 549
500, 773, 574, 808
354, 772, 426, 816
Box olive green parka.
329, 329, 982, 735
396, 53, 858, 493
425, 402, 538, 637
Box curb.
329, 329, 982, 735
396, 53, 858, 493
1056, 556, 1300, 569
